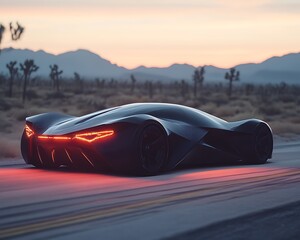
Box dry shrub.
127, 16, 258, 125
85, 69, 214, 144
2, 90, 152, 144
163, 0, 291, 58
232, 99, 254, 109
74, 95, 106, 115
108, 94, 150, 107
11, 107, 49, 121
226, 112, 261, 122
0, 97, 23, 111
211, 93, 229, 106
270, 121, 300, 135
289, 116, 300, 124
0, 113, 12, 132
26, 89, 40, 100
0, 138, 20, 159
259, 104, 281, 115
214, 106, 237, 118
179, 99, 195, 107
0, 98, 11, 111
0, 123, 12, 133
279, 94, 295, 103
46, 92, 66, 99
200, 102, 217, 114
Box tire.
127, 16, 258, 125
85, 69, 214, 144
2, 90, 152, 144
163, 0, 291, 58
136, 122, 168, 175
247, 123, 273, 164
21, 130, 30, 164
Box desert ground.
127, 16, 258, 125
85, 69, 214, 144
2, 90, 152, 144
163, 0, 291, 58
0, 78, 300, 159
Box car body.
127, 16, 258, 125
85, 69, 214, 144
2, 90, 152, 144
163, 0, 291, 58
21, 103, 273, 175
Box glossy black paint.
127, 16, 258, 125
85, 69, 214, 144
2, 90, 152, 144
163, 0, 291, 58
21, 103, 273, 175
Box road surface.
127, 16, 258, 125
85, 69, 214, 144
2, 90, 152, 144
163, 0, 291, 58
0, 140, 299, 239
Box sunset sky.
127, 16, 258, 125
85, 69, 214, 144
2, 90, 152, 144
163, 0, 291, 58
1, 0, 300, 68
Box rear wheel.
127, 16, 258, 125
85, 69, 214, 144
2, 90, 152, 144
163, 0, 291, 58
137, 123, 168, 175
246, 123, 273, 164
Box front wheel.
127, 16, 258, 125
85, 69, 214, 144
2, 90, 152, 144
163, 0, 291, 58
136, 122, 169, 175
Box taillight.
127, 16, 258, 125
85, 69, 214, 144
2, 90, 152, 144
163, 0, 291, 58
38, 136, 72, 140
74, 130, 114, 143
25, 125, 34, 138
36, 130, 114, 143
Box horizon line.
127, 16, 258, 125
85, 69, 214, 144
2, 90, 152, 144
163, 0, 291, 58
2, 46, 300, 70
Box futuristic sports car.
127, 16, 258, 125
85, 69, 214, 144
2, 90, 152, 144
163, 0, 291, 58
21, 103, 273, 175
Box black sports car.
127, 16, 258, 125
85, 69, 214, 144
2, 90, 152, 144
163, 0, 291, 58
21, 103, 273, 175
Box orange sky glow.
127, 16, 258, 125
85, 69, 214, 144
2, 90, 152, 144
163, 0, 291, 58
1, 0, 300, 69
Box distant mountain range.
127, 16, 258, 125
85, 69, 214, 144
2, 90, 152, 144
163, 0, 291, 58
0, 47, 299, 84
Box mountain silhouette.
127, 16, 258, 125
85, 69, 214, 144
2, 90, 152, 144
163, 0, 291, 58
0, 48, 299, 84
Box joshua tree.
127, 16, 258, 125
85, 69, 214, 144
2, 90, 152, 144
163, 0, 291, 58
278, 82, 287, 95
181, 80, 188, 98
49, 64, 63, 92
109, 78, 115, 88
0, 22, 24, 52
74, 72, 84, 92
130, 74, 136, 93
20, 59, 39, 103
225, 68, 239, 97
157, 81, 163, 94
145, 81, 153, 99
245, 83, 254, 96
193, 66, 205, 98
9, 22, 24, 41
101, 79, 106, 89
6, 61, 18, 97
95, 78, 100, 88
0, 24, 5, 51
74, 72, 81, 82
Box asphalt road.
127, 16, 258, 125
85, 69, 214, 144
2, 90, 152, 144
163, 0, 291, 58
0, 140, 299, 240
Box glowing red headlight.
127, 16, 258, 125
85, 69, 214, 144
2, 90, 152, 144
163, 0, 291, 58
25, 125, 34, 138
74, 130, 114, 143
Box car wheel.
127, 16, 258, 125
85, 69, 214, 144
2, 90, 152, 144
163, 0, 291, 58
137, 122, 168, 175
247, 123, 273, 164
